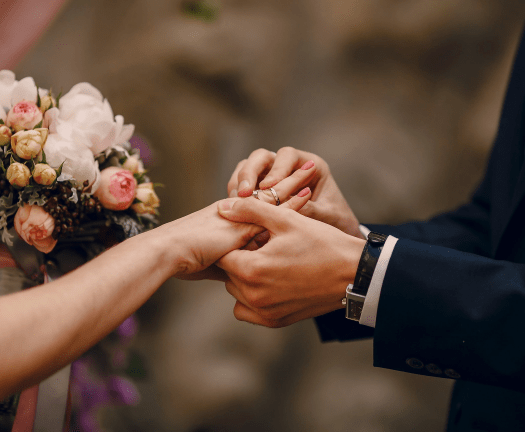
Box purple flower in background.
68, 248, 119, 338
116, 315, 138, 340
69, 314, 142, 431
129, 135, 155, 167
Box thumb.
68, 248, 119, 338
218, 197, 288, 232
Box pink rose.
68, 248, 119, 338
14, 204, 57, 253
95, 167, 137, 210
6, 100, 43, 132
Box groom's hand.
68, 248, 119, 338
217, 198, 366, 328
227, 147, 365, 239
177, 187, 313, 282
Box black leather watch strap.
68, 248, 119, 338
352, 232, 388, 296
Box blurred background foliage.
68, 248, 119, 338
15, 0, 525, 430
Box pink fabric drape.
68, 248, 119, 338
0, 0, 68, 69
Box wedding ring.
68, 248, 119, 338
268, 188, 280, 206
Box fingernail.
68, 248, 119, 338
229, 189, 238, 198
301, 160, 315, 170
218, 200, 232, 212
298, 187, 310, 197
238, 180, 250, 192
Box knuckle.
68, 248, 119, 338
245, 289, 264, 308
240, 260, 264, 282
237, 165, 253, 180
276, 146, 296, 156
252, 148, 271, 158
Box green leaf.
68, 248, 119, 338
36, 87, 41, 108
0, 119, 4, 125
56, 91, 63, 109
40, 149, 47, 165
55, 160, 65, 177
33, 120, 43, 129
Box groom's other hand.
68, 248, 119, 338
228, 147, 364, 239
217, 198, 366, 328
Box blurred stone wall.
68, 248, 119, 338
15, 1, 525, 431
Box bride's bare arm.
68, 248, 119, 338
0, 190, 311, 399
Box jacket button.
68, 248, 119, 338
444, 369, 461, 379
406, 358, 424, 369
425, 363, 442, 375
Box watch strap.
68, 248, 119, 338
352, 232, 388, 296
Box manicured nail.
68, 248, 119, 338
298, 187, 310, 197
238, 180, 250, 192
300, 160, 315, 170
229, 189, 238, 198
218, 200, 232, 212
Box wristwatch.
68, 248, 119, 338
342, 231, 388, 321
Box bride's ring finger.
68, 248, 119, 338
259, 160, 316, 205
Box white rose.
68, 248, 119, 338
57, 83, 134, 155
44, 134, 101, 191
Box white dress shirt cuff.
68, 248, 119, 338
357, 225, 398, 328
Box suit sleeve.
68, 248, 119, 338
371, 239, 525, 393
314, 172, 492, 343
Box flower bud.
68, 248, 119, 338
6, 100, 43, 132
132, 182, 160, 215
0, 125, 12, 146
33, 163, 57, 186
122, 154, 145, 174
11, 128, 49, 160
39, 95, 55, 113
6, 162, 31, 187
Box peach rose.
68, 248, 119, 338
6, 100, 43, 132
132, 183, 160, 215
14, 204, 57, 253
95, 166, 137, 210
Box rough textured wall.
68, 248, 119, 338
16, 1, 525, 431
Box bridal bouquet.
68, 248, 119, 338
0, 71, 159, 254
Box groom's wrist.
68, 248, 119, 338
334, 235, 366, 310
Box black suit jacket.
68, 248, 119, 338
315, 26, 525, 431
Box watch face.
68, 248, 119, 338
368, 232, 387, 246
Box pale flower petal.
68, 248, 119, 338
44, 134, 101, 189
117, 123, 135, 145
57, 83, 133, 154
0, 70, 16, 109
10, 77, 38, 105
